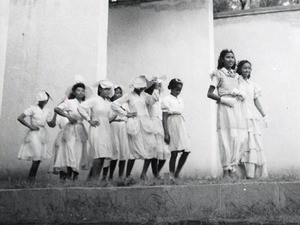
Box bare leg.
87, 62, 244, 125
158, 159, 166, 174
126, 159, 135, 178
174, 152, 189, 178
102, 167, 109, 181
169, 151, 178, 176
118, 160, 126, 178
28, 160, 41, 183
151, 158, 158, 178
89, 158, 104, 180
109, 160, 118, 180
140, 159, 151, 180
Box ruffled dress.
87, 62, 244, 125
18, 105, 52, 161
210, 68, 247, 171
148, 100, 170, 159
112, 90, 159, 159
161, 95, 190, 152
54, 99, 88, 172
238, 78, 267, 178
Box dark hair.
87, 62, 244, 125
144, 84, 155, 95
168, 78, 183, 90
237, 60, 252, 79
68, 82, 86, 100
110, 86, 123, 101
217, 49, 236, 70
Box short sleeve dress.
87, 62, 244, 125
238, 78, 267, 178
18, 105, 52, 161
161, 94, 190, 152
210, 68, 247, 171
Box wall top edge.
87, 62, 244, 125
214, 4, 300, 19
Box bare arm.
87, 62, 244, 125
47, 112, 57, 128
162, 112, 170, 144
17, 113, 38, 131
254, 98, 266, 117
55, 107, 77, 124
207, 85, 221, 102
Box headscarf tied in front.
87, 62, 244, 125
94, 80, 115, 98
129, 75, 148, 89
35, 90, 51, 104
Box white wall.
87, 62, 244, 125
214, 10, 300, 172
0, 0, 108, 177
107, 0, 215, 176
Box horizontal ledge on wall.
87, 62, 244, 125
214, 4, 300, 19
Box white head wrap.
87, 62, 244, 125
94, 80, 115, 98
35, 91, 50, 103
129, 75, 148, 89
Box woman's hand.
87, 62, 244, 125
126, 112, 137, 118
30, 125, 40, 131
88, 120, 100, 127
164, 133, 170, 144
220, 97, 237, 107
67, 116, 77, 124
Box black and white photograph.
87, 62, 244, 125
0, 0, 300, 224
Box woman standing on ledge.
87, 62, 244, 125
236, 60, 268, 179
207, 49, 247, 179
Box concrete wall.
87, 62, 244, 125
214, 9, 300, 171
0, 0, 108, 176
1, 182, 299, 224
107, 0, 215, 176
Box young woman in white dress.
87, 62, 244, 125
17, 91, 56, 183
145, 78, 170, 177
162, 79, 190, 179
54, 82, 88, 181
236, 60, 268, 179
78, 80, 115, 180
111, 76, 159, 180
102, 86, 130, 180
207, 49, 247, 179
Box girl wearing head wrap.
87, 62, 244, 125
145, 76, 170, 177
54, 82, 88, 181
207, 49, 247, 179
102, 85, 130, 181
17, 91, 56, 183
111, 75, 159, 180
78, 80, 115, 180
162, 78, 190, 179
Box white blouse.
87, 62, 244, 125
23, 105, 52, 127
57, 99, 83, 122
161, 95, 184, 115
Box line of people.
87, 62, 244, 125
207, 49, 268, 179
17, 48, 268, 184
17, 76, 191, 183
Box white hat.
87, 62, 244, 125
129, 75, 148, 89
94, 80, 115, 98
35, 91, 51, 103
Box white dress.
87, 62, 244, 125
18, 105, 52, 161
55, 99, 88, 172
51, 115, 69, 173
80, 96, 114, 159
148, 100, 170, 159
238, 78, 267, 178
110, 103, 130, 161
112, 90, 159, 159
161, 95, 190, 152
210, 68, 247, 171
